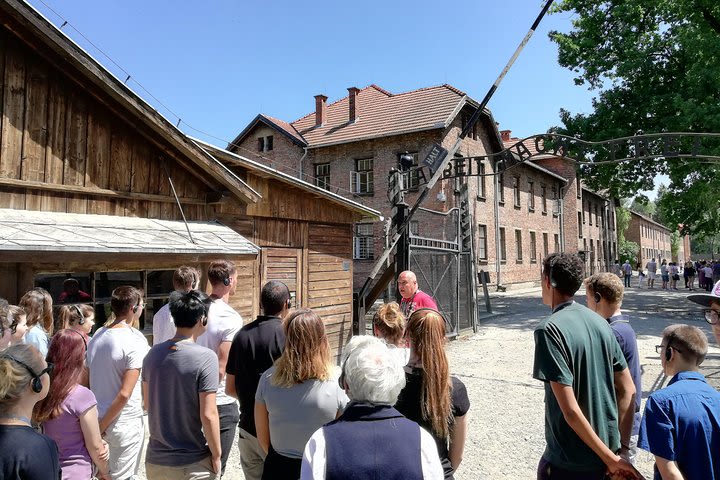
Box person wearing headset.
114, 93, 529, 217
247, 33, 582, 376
584, 273, 642, 464
197, 260, 244, 476
152, 266, 201, 345
58, 304, 96, 337
0, 344, 60, 479
687, 279, 720, 345
533, 253, 641, 480
143, 290, 222, 479
87, 286, 150, 480
638, 324, 720, 480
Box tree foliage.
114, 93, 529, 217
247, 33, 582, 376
550, 0, 720, 238
619, 239, 640, 265
670, 230, 681, 260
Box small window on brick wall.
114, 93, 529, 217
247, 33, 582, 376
353, 223, 374, 260
478, 224, 488, 260
315, 163, 330, 190
258, 135, 274, 152
515, 229, 523, 262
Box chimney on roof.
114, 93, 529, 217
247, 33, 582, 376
348, 87, 360, 123
314, 94, 328, 127
500, 130, 512, 142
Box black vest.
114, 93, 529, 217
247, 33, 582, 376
323, 403, 423, 480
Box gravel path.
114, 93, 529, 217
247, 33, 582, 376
137, 286, 719, 479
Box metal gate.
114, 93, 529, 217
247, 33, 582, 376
407, 207, 476, 335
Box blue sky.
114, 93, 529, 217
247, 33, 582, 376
27, 0, 663, 197
28, 0, 595, 142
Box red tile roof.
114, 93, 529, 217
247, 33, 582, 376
260, 114, 306, 145
292, 84, 468, 148
231, 84, 473, 150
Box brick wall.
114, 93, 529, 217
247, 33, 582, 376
627, 213, 673, 268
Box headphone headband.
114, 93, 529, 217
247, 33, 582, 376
0, 354, 50, 393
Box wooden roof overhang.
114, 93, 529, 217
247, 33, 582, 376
0, 0, 260, 206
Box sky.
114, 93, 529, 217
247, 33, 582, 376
26, 0, 663, 196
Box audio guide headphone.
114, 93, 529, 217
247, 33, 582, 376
0, 354, 53, 393
63, 328, 88, 351
665, 345, 672, 361
223, 274, 231, 286
132, 298, 141, 314
594, 291, 602, 304
73, 304, 85, 325
548, 259, 558, 288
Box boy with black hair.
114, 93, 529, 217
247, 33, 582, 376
87, 286, 149, 480
226, 281, 289, 480
533, 253, 640, 480
639, 324, 720, 480
143, 290, 222, 479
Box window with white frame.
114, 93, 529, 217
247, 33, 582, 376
352, 158, 374, 195
314, 163, 330, 190
398, 152, 419, 190
478, 224, 488, 260
353, 223, 374, 260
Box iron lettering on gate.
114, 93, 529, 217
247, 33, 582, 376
407, 132, 720, 192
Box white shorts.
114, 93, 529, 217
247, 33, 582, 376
105, 415, 144, 480
648, 272, 656, 279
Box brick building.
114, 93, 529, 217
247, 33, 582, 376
230, 85, 584, 290
502, 132, 619, 280
626, 212, 673, 266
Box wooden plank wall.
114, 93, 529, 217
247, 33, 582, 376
0, 29, 212, 220
245, 173, 358, 225
306, 224, 354, 360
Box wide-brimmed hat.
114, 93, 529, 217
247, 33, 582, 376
688, 280, 720, 307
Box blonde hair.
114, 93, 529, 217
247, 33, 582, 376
373, 302, 406, 346
271, 309, 332, 387
19, 288, 54, 335
58, 304, 94, 329
585, 272, 624, 305
0, 344, 44, 414
406, 309, 452, 439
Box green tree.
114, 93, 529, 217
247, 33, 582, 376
550, 0, 720, 238
615, 205, 640, 264
618, 239, 640, 265
670, 230, 681, 261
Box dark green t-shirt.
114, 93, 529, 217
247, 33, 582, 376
533, 301, 627, 471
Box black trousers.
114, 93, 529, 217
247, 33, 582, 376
261, 444, 302, 480
537, 457, 607, 480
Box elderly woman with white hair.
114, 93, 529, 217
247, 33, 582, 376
301, 336, 443, 480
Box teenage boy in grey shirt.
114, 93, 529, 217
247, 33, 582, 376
142, 290, 222, 479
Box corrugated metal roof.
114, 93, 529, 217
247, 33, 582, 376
0, 209, 258, 255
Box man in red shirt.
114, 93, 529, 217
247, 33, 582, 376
398, 270, 438, 318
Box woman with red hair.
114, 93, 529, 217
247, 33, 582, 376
34, 329, 109, 479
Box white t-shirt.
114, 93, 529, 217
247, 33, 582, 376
87, 326, 150, 420
196, 299, 243, 405
152, 303, 175, 345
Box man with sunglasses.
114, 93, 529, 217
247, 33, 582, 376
142, 290, 222, 479
687, 279, 720, 345
639, 324, 720, 480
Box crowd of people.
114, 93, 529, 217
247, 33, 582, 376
0, 253, 718, 480
621, 257, 720, 292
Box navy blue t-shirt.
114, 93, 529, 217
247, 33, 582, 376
0, 424, 60, 479
608, 315, 642, 431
